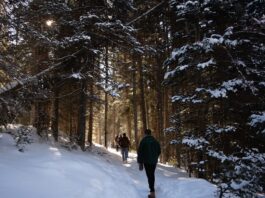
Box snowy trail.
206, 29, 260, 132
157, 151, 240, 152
0, 133, 217, 198
102, 148, 217, 198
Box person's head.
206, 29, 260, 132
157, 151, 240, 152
123, 133, 126, 137
144, 129, 152, 135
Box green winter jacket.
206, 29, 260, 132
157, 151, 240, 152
137, 135, 161, 164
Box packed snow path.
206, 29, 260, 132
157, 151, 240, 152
0, 133, 216, 198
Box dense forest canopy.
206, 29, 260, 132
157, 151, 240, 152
0, 0, 264, 197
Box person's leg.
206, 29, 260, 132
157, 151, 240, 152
144, 164, 157, 192
121, 148, 124, 161
121, 148, 123, 161
125, 147, 129, 161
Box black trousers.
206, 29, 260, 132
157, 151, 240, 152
144, 163, 157, 192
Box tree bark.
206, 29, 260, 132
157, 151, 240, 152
104, 44, 109, 148
87, 57, 95, 146
132, 55, 139, 147
138, 56, 147, 132
126, 89, 132, 141
163, 88, 170, 162
77, 79, 87, 150
87, 82, 94, 146
156, 56, 164, 162
51, 87, 59, 142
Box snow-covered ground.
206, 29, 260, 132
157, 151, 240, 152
0, 127, 217, 198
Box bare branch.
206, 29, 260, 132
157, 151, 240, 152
126, 1, 167, 26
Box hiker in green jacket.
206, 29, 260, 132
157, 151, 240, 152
137, 129, 161, 198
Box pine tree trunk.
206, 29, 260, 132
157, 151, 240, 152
156, 56, 164, 162
77, 79, 87, 150
69, 107, 73, 142
132, 56, 139, 147
163, 88, 170, 162
138, 56, 147, 132
68, 96, 73, 142
87, 57, 95, 146
126, 89, 132, 141
98, 113, 102, 145
104, 85, 108, 148
87, 82, 94, 146
34, 101, 50, 139
124, 54, 132, 141
104, 45, 109, 148
51, 88, 59, 142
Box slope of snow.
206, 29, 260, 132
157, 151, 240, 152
0, 131, 217, 198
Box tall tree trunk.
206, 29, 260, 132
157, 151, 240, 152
98, 113, 102, 145
68, 95, 73, 142
124, 55, 132, 141
51, 87, 59, 142
104, 71, 108, 148
156, 56, 164, 162
126, 111, 132, 141
87, 57, 95, 146
138, 56, 147, 132
32, 35, 50, 139
112, 105, 115, 137
125, 89, 132, 140
112, 104, 117, 144
87, 82, 94, 146
126, 89, 132, 141
132, 56, 139, 148
104, 45, 109, 147
77, 79, 87, 150
69, 103, 74, 142
163, 88, 170, 162
34, 101, 50, 139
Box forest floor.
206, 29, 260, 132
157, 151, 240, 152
0, 126, 217, 198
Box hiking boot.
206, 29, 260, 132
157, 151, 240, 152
148, 192, 155, 198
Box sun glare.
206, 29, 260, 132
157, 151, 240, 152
46, 20, 54, 27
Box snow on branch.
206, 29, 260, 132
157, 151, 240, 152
164, 126, 177, 134
248, 112, 265, 127
164, 58, 216, 81
182, 136, 209, 150
206, 124, 237, 134
197, 58, 216, 69
207, 150, 234, 163
171, 94, 203, 104
164, 34, 239, 67
195, 79, 257, 98
0, 48, 86, 95
164, 64, 189, 80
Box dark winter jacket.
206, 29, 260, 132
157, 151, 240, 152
137, 135, 161, 164
119, 136, 130, 148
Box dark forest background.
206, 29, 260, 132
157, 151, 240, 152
0, 0, 264, 197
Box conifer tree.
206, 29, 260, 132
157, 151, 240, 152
2, 0, 139, 148
164, 0, 265, 196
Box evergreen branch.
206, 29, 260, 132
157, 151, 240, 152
0, 48, 86, 95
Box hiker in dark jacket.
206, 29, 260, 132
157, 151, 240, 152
119, 133, 130, 163
137, 129, 161, 198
